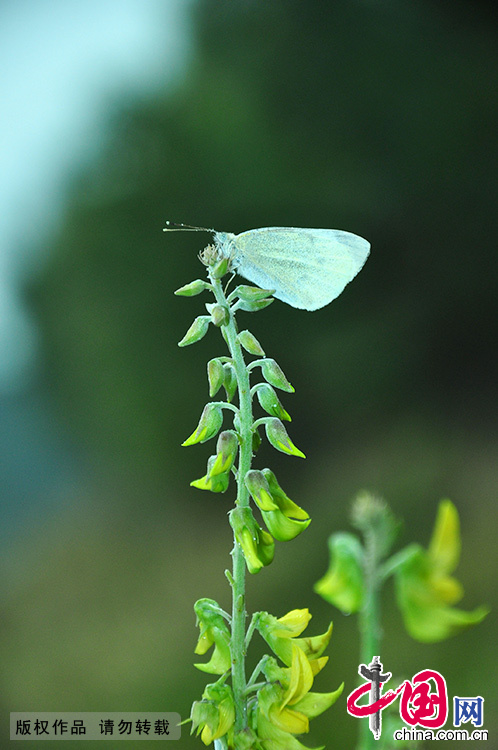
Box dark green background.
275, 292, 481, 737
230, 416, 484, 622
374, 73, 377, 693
2, 1, 497, 748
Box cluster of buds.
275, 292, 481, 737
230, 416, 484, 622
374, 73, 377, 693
190, 603, 343, 749
176, 275, 310, 574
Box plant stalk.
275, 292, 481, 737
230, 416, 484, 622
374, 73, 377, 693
357, 528, 382, 750
211, 275, 253, 734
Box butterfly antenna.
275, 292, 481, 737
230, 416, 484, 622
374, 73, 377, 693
163, 221, 214, 233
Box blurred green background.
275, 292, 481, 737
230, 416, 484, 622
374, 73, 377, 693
1, 1, 497, 748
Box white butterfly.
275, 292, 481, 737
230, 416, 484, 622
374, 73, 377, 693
164, 223, 370, 311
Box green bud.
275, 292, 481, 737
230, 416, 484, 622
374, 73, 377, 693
253, 470, 311, 541
351, 491, 399, 557
232, 285, 276, 303
256, 383, 291, 421
209, 304, 230, 327
252, 428, 262, 454
174, 279, 211, 297
237, 297, 274, 312
265, 418, 305, 458
223, 363, 238, 402
230, 507, 275, 574
237, 330, 266, 356
210, 431, 239, 476
191, 681, 235, 743
178, 315, 211, 347
233, 728, 259, 750
191, 457, 230, 493
210, 256, 230, 279
244, 470, 278, 511
182, 403, 223, 446
314, 532, 365, 614
193, 600, 232, 676
207, 358, 225, 397
261, 359, 294, 392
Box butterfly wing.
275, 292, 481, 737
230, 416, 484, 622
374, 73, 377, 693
231, 227, 370, 311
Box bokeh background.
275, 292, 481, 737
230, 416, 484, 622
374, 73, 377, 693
1, 1, 497, 748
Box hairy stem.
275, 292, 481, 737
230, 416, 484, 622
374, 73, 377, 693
211, 275, 253, 733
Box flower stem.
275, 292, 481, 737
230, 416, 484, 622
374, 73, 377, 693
357, 527, 382, 750
210, 274, 253, 733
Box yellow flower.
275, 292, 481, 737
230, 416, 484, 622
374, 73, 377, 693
395, 500, 489, 642
193, 599, 231, 675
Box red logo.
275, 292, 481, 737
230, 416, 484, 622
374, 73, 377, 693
347, 657, 448, 740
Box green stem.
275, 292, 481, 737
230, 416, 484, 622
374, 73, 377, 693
357, 528, 382, 750
211, 275, 253, 735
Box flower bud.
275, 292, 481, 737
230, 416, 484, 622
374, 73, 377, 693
209, 304, 230, 327
210, 256, 230, 279
257, 468, 310, 540
252, 428, 262, 454
244, 470, 278, 511
174, 279, 211, 297
178, 315, 211, 347
230, 507, 275, 574
314, 532, 365, 614
190, 681, 235, 743
232, 285, 276, 303
207, 358, 224, 397
193, 599, 232, 675
265, 418, 305, 458
182, 403, 223, 446
209, 431, 239, 476
223, 363, 238, 402
237, 297, 274, 312
261, 359, 294, 392
237, 330, 266, 356
190, 459, 230, 493
256, 384, 291, 421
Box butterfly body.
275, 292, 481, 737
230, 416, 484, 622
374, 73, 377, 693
213, 227, 370, 311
